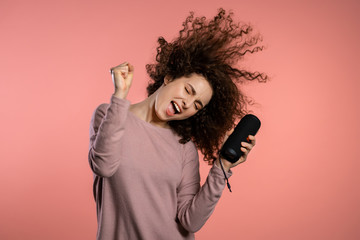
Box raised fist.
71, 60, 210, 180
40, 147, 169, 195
110, 62, 134, 99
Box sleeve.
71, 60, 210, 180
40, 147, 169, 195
88, 95, 130, 177
176, 142, 232, 233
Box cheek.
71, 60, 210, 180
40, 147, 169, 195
184, 109, 197, 119
155, 91, 167, 108
154, 94, 160, 111
154, 93, 166, 118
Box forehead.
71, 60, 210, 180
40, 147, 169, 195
183, 74, 212, 90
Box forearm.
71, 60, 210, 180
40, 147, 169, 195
88, 95, 130, 177
177, 164, 232, 232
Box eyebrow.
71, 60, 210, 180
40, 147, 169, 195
188, 83, 204, 108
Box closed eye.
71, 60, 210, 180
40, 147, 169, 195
195, 101, 202, 110
186, 84, 204, 110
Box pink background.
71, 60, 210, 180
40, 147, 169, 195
1, 0, 359, 239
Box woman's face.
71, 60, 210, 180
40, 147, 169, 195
154, 73, 213, 121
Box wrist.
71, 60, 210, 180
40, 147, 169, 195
215, 156, 233, 192
215, 157, 231, 172
113, 91, 127, 99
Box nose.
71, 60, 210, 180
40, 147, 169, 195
182, 100, 188, 109
182, 97, 193, 109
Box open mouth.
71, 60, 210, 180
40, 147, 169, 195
171, 101, 181, 114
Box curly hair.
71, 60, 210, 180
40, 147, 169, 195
146, 8, 268, 164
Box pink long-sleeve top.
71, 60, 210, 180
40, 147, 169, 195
88, 95, 232, 240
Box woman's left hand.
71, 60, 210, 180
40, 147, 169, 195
215, 134, 256, 172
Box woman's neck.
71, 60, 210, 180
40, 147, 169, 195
129, 93, 170, 129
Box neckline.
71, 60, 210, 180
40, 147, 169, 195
127, 110, 174, 134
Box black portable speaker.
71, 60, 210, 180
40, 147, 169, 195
219, 114, 261, 163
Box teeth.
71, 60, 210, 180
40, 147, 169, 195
173, 101, 181, 113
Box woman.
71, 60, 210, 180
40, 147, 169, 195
88, 8, 267, 240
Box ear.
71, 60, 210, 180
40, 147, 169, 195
164, 75, 171, 85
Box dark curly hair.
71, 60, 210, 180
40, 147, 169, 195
146, 8, 268, 164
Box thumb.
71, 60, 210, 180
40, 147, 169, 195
127, 64, 134, 76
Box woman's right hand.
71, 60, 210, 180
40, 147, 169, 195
110, 62, 134, 99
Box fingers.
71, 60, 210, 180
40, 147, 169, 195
119, 64, 129, 79
227, 135, 256, 167
114, 62, 129, 69
241, 135, 256, 153
127, 63, 134, 73
110, 62, 124, 73
126, 63, 134, 80
247, 135, 256, 146
110, 62, 130, 75
241, 141, 252, 149
240, 145, 249, 154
